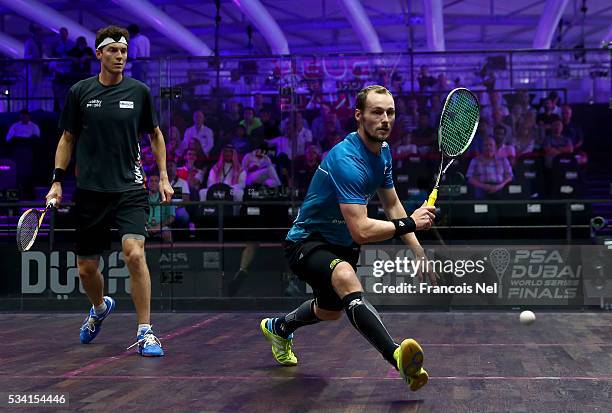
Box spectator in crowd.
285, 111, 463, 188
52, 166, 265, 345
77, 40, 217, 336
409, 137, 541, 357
166, 126, 182, 163
417, 65, 436, 92
319, 113, 345, 151
560, 104, 584, 149
240, 107, 263, 137
311, 104, 343, 142
293, 144, 321, 196
289, 112, 314, 157
203, 145, 246, 204
516, 89, 535, 116
127, 24, 150, 82
221, 101, 244, 132
560, 104, 588, 165
493, 124, 516, 164
24, 23, 45, 110
539, 91, 561, 115
6, 109, 40, 197
6, 109, 40, 142
412, 113, 436, 154
514, 125, 536, 156
280, 111, 309, 135
466, 137, 513, 199
435, 73, 450, 92
180, 110, 214, 158
140, 144, 157, 175
544, 119, 574, 168
228, 124, 251, 155
504, 103, 523, 136
147, 171, 175, 242
536, 98, 558, 132
259, 108, 281, 139
522, 110, 544, 150
241, 145, 282, 188
177, 149, 206, 194
67, 36, 95, 80
51, 27, 74, 111
266, 134, 292, 159
394, 132, 418, 169
167, 160, 191, 227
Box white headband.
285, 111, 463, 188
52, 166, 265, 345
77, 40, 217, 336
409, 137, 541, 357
96, 36, 128, 50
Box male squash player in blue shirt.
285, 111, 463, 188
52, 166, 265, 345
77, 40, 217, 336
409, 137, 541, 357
261, 85, 436, 391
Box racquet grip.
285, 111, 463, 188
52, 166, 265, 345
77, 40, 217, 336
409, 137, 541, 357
47, 198, 57, 208
426, 188, 438, 206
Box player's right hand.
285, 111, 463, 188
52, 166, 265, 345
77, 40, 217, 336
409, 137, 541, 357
411, 201, 435, 230
45, 182, 62, 207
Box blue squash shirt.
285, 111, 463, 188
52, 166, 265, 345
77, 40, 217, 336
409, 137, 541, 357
286, 131, 394, 246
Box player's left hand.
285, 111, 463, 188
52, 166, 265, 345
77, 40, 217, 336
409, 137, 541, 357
412, 247, 438, 286
159, 178, 174, 204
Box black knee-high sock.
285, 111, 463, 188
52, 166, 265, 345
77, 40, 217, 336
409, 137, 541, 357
273, 299, 321, 338
342, 291, 399, 367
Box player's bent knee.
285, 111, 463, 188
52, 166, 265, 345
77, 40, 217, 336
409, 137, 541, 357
123, 248, 146, 268
331, 262, 359, 289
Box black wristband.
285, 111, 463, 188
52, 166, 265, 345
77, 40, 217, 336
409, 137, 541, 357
51, 168, 66, 184
391, 217, 417, 237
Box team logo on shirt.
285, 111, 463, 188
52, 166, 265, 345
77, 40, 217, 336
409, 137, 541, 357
86, 99, 102, 108
120, 100, 134, 109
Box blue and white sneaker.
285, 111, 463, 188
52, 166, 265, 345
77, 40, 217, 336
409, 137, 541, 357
127, 326, 164, 357
79, 296, 115, 344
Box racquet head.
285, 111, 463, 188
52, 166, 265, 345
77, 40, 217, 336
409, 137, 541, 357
16, 208, 43, 252
438, 88, 480, 158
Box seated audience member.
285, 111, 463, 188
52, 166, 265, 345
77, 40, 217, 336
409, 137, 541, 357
280, 111, 310, 135
166, 126, 182, 163
6, 109, 40, 142
395, 132, 418, 162
318, 112, 344, 151
293, 144, 321, 196
67, 36, 94, 80
412, 113, 436, 154
6, 109, 40, 197
228, 125, 251, 155
560, 104, 584, 149
140, 144, 157, 175
177, 149, 206, 194
539, 91, 562, 116
516, 89, 535, 116
241, 145, 282, 188
183, 138, 209, 169
493, 124, 516, 164
536, 99, 558, 132
514, 125, 536, 156
522, 110, 544, 150
311, 104, 343, 142
167, 161, 191, 226
146, 171, 175, 242
180, 110, 214, 158
504, 103, 523, 136
240, 107, 263, 137
560, 104, 587, 165
284, 112, 313, 157
201, 145, 246, 205
259, 108, 281, 139
544, 119, 574, 168
466, 138, 513, 199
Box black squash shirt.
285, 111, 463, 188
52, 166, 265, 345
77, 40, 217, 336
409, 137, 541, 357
60, 75, 158, 192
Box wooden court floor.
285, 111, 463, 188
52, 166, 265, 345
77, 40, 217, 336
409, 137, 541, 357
1, 312, 611, 412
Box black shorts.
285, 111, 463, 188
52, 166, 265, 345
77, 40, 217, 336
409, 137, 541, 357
74, 188, 148, 257
284, 234, 360, 311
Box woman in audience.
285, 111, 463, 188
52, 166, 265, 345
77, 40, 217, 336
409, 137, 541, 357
203, 145, 246, 203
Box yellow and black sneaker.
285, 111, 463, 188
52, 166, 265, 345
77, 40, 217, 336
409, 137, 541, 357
260, 318, 298, 366
394, 338, 428, 391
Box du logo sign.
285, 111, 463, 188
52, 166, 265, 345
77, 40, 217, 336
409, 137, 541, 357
21, 251, 131, 295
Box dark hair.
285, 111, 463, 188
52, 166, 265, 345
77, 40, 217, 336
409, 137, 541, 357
356, 85, 392, 111
127, 24, 140, 35
95, 26, 129, 50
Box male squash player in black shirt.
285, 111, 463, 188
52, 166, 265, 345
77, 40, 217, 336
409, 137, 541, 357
45, 26, 173, 357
